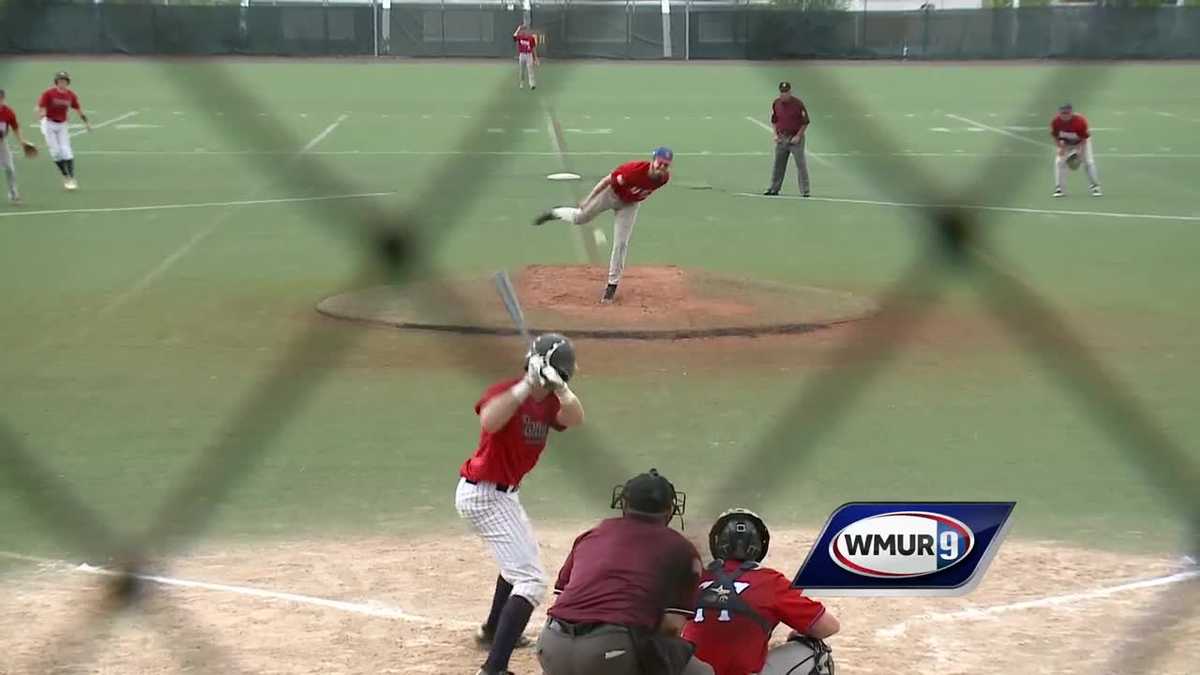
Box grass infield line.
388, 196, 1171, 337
67, 149, 1200, 159
69, 110, 140, 137
945, 113, 1045, 148
734, 192, 1200, 223
0, 191, 397, 220
742, 115, 835, 167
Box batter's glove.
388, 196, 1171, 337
524, 354, 547, 388
540, 363, 567, 392
21, 142, 38, 159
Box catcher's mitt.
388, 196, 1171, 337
21, 142, 38, 159
1066, 153, 1081, 170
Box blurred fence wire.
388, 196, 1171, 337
1, 0, 1198, 673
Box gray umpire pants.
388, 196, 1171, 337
537, 620, 714, 675
768, 136, 809, 195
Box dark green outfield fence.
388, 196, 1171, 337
3, 2, 1200, 59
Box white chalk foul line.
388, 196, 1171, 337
68, 149, 1200, 160
876, 567, 1200, 639
0, 551, 473, 628
71, 110, 139, 137
0, 191, 396, 220
743, 115, 834, 167
946, 113, 1044, 148
734, 192, 1200, 224
302, 113, 349, 153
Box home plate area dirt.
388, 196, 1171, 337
1, 529, 1196, 674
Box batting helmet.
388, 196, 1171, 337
54, 71, 71, 85
709, 508, 770, 563
525, 332, 575, 382
611, 468, 686, 523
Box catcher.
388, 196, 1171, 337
0, 88, 38, 204
683, 509, 839, 675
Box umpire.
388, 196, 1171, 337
537, 468, 713, 675
763, 81, 811, 198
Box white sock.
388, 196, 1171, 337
551, 207, 580, 224
4, 168, 15, 194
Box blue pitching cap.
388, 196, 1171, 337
652, 146, 674, 162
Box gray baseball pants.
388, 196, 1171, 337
537, 621, 714, 675
768, 136, 809, 195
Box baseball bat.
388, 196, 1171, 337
493, 270, 533, 345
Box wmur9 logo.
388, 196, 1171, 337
794, 502, 1015, 596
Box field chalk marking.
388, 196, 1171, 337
734, 192, 1200, 224
96, 114, 355, 316
71, 110, 140, 137
743, 116, 834, 167
0, 550, 474, 629
1, 192, 396, 220
946, 113, 1043, 147
71, 149, 1200, 160
876, 566, 1200, 639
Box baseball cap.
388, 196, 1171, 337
619, 468, 678, 514
779, 81, 792, 92
652, 146, 673, 163
1059, 102, 1073, 112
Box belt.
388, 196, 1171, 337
464, 478, 518, 493
546, 618, 615, 637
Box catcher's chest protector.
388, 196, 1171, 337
696, 560, 775, 634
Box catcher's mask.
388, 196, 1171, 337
54, 71, 71, 85
525, 333, 575, 382
611, 468, 686, 526
709, 508, 770, 563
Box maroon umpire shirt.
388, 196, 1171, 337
548, 516, 703, 630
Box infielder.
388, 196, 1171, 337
534, 147, 672, 304
1, 89, 37, 204
763, 81, 810, 198
683, 509, 840, 675
513, 23, 539, 90
36, 71, 90, 192
456, 333, 585, 675
1051, 103, 1101, 198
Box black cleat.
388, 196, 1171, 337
762, 190, 779, 196
600, 283, 618, 304
801, 191, 811, 198
474, 625, 532, 650
533, 211, 555, 226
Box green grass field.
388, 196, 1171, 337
1, 58, 1198, 569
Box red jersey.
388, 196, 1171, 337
0, 105, 17, 139
459, 377, 563, 487
682, 561, 827, 675
1051, 114, 1090, 146
514, 33, 537, 54
549, 516, 702, 630
610, 160, 669, 204
38, 87, 81, 124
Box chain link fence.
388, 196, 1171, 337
1, 0, 1198, 673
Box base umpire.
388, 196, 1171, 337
537, 468, 714, 675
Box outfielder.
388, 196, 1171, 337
36, 71, 90, 191
513, 23, 539, 90
1, 88, 37, 204
683, 509, 840, 675
1051, 103, 1101, 198
456, 333, 585, 675
534, 147, 672, 304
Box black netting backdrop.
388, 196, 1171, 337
5, 4, 1200, 59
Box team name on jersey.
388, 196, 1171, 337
521, 414, 549, 443
48, 96, 72, 108
1057, 131, 1081, 141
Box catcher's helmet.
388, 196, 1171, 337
709, 508, 770, 562
611, 468, 686, 522
53, 71, 71, 84
525, 332, 575, 382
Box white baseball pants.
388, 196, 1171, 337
518, 53, 536, 88
551, 185, 641, 286
0, 141, 16, 198
40, 118, 73, 162
455, 477, 547, 606
1055, 139, 1099, 189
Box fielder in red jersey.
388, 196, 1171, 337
455, 333, 585, 675
534, 147, 672, 304
513, 22, 539, 89
1050, 103, 1101, 198
684, 509, 840, 675
35, 71, 89, 191
1, 89, 35, 203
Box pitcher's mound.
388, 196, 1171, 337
317, 265, 877, 340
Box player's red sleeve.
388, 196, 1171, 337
70, 92, 81, 110
547, 394, 566, 432
1078, 116, 1090, 139
37, 91, 50, 109
773, 573, 827, 634
474, 380, 513, 415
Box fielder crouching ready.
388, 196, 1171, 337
537, 468, 714, 675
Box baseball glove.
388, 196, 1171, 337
1066, 154, 1081, 170
21, 142, 38, 159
